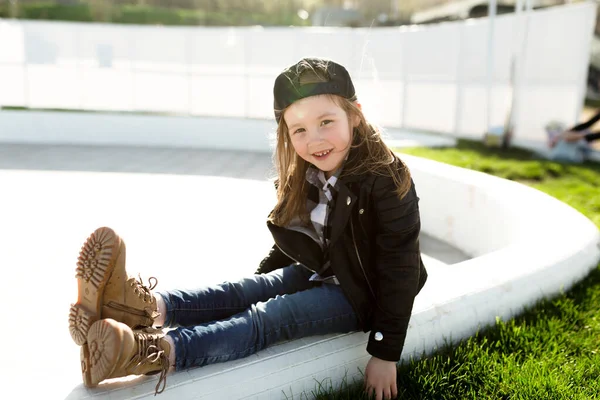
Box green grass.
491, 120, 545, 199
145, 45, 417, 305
0, 2, 309, 26
308, 140, 600, 399
585, 97, 600, 109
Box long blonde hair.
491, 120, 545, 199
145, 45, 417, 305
269, 94, 412, 227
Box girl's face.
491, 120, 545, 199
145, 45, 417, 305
284, 95, 358, 178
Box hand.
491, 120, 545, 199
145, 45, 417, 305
550, 131, 582, 147
563, 130, 585, 142
364, 356, 398, 400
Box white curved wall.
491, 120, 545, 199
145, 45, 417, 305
409, 154, 600, 258
405, 154, 600, 349
397, 155, 600, 382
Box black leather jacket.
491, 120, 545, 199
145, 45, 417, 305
255, 153, 427, 362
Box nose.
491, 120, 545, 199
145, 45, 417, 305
307, 126, 324, 143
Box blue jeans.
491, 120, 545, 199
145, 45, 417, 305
156, 264, 359, 370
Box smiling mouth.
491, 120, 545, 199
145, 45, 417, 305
313, 149, 333, 157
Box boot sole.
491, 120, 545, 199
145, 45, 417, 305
69, 227, 122, 346
81, 319, 124, 388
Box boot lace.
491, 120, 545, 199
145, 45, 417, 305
130, 274, 158, 303
130, 328, 169, 396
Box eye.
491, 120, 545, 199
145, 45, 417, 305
292, 128, 305, 135
321, 120, 333, 126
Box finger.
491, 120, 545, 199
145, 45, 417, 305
392, 385, 398, 399
384, 388, 391, 400
376, 388, 383, 400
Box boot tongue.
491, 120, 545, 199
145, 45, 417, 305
132, 328, 170, 395
129, 329, 163, 369
144, 328, 170, 356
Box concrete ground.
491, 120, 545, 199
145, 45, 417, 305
0, 143, 468, 399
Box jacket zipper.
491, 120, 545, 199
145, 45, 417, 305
274, 243, 318, 274
350, 218, 388, 322
276, 223, 372, 327
277, 234, 367, 326
350, 218, 377, 300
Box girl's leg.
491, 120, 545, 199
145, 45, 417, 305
155, 294, 168, 327
584, 131, 600, 143
570, 108, 600, 132
155, 263, 315, 328
167, 283, 359, 370
164, 334, 176, 371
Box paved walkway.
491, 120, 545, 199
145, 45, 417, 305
0, 143, 468, 399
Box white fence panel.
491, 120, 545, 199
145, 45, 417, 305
0, 21, 27, 105
0, 65, 27, 106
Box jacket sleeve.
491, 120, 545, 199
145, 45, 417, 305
366, 176, 422, 362
255, 244, 295, 275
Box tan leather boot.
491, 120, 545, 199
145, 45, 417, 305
69, 227, 160, 346
81, 318, 170, 395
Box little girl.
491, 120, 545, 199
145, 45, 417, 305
69, 57, 428, 400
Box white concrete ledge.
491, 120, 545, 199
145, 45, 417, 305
0, 110, 275, 152
51, 154, 600, 399
0, 110, 456, 152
